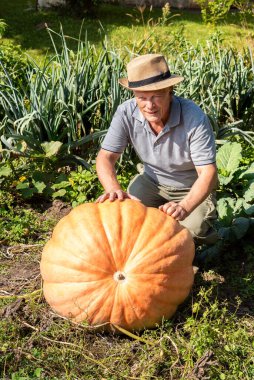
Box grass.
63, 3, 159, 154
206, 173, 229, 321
0, 1, 254, 62
0, 191, 254, 379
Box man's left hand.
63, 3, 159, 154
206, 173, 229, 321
159, 202, 188, 221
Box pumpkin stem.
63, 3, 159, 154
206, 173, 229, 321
114, 271, 126, 282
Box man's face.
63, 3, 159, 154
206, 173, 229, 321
134, 87, 172, 125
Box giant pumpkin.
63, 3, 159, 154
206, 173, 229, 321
40, 199, 195, 331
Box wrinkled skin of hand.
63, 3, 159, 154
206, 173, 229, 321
96, 190, 140, 203
159, 202, 188, 221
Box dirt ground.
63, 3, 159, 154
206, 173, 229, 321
0, 199, 254, 379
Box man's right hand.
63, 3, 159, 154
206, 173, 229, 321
95, 190, 140, 203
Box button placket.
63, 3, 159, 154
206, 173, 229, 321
153, 139, 160, 153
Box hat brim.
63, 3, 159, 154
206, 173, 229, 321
118, 75, 184, 91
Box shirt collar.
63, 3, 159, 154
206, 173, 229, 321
132, 95, 181, 131
132, 103, 145, 124
164, 96, 181, 132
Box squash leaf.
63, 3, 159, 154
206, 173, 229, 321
32, 180, 47, 194
0, 164, 12, 177
41, 141, 63, 157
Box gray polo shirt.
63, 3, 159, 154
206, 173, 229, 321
101, 95, 216, 188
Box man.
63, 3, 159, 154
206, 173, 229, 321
96, 54, 218, 244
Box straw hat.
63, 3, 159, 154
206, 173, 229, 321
119, 54, 184, 91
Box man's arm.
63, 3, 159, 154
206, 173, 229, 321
96, 149, 140, 203
159, 163, 217, 220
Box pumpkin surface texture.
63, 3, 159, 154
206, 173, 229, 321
40, 199, 195, 331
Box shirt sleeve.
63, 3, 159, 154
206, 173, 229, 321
101, 105, 129, 153
189, 115, 216, 166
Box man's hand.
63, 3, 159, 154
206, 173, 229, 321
159, 202, 188, 221
96, 190, 140, 203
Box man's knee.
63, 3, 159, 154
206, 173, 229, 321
128, 173, 166, 208
191, 225, 219, 246
180, 194, 218, 245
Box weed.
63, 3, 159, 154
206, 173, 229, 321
0, 190, 55, 245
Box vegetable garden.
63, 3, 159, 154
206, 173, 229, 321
0, 2, 254, 379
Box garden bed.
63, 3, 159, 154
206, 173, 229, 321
0, 1, 254, 378
0, 195, 254, 379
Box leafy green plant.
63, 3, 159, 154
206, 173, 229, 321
51, 166, 102, 206
0, 153, 137, 204
0, 42, 29, 94
0, 156, 68, 199
197, 141, 254, 263
194, 0, 234, 25
0, 19, 7, 38
51, 163, 136, 206
64, 0, 98, 16
0, 190, 54, 245
216, 142, 254, 238
233, 0, 254, 28
124, 3, 183, 56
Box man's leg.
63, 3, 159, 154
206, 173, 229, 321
128, 172, 218, 245
128, 173, 166, 208
179, 192, 218, 245
158, 184, 218, 244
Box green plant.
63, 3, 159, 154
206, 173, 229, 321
10, 367, 44, 380
0, 26, 126, 168
65, 0, 98, 16
197, 141, 254, 263
51, 165, 103, 206
51, 163, 137, 206
0, 19, 7, 38
0, 157, 64, 198
181, 286, 254, 378
194, 0, 234, 25
233, 0, 254, 28
0, 190, 54, 245
126, 2, 179, 28
124, 3, 182, 56
0, 42, 29, 93
160, 2, 173, 26
174, 38, 254, 144
216, 142, 254, 237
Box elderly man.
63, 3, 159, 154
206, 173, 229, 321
96, 54, 218, 244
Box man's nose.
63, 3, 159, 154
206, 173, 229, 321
146, 100, 154, 109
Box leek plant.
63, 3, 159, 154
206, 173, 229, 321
0, 26, 127, 169
1, 26, 254, 173
173, 37, 254, 145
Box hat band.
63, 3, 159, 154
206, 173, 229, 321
128, 70, 171, 88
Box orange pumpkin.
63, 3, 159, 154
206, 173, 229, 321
40, 199, 195, 331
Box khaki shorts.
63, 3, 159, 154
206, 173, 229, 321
127, 172, 218, 245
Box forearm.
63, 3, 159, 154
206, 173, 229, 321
96, 150, 122, 192
96, 149, 140, 203
179, 166, 217, 215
